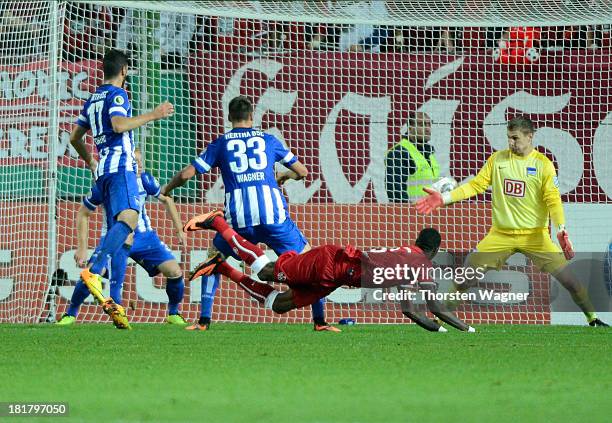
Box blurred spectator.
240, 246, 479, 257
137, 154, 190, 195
63, 2, 114, 62
208, 16, 268, 54
189, 15, 214, 54
0, 1, 47, 63
306, 22, 341, 50
397, 27, 457, 53
540, 26, 596, 49
334, 1, 394, 52
117, 10, 196, 68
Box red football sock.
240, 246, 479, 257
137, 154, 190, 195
212, 216, 262, 264
217, 261, 275, 305
212, 216, 269, 272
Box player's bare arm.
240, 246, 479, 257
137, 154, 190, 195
276, 161, 308, 185
74, 205, 93, 268
423, 294, 473, 332
110, 101, 174, 133
158, 193, 187, 248
69, 124, 97, 175
399, 293, 445, 332
161, 164, 197, 196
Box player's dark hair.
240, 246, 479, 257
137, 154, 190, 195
228, 96, 253, 122
415, 228, 441, 255
407, 111, 417, 129
103, 49, 130, 79
507, 115, 535, 134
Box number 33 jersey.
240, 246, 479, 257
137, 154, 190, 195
76, 84, 136, 177
192, 127, 297, 228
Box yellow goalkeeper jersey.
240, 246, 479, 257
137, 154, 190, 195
449, 149, 565, 234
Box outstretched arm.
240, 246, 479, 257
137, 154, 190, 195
416, 153, 494, 214
110, 102, 174, 133
421, 284, 474, 332
276, 160, 308, 185
399, 295, 446, 332
161, 164, 197, 196
158, 193, 186, 248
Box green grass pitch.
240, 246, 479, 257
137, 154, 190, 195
0, 324, 610, 422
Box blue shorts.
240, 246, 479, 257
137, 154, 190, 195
129, 231, 176, 276
96, 171, 141, 219
213, 218, 308, 259
90, 231, 175, 277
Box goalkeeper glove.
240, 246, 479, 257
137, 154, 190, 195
556, 226, 575, 260
415, 187, 445, 214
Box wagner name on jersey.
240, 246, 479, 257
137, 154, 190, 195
192, 128, 297, 229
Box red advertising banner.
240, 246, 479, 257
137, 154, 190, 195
190, 50, 612, 204
0, 59, 101, 168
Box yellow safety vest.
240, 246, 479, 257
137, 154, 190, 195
388, 138, 440, 199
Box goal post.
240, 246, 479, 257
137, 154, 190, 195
1, 0, 611, 324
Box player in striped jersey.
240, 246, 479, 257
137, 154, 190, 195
416, 116, 608, 327
162, 96, 336, 331
69, 49, 174, 327
56, 151, 188, 327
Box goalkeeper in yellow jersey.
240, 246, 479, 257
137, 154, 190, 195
416, 116, 608, 327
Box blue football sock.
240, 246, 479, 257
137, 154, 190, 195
166, 276, 184, 315
109, 244, 130, 305
200, 274, 220, 318
90, 221, 133, 275
311, 297, 326, 324
66, 280, 91, 317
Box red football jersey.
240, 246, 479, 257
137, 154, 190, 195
360, 246, 434, 288
273, 244, 432, 289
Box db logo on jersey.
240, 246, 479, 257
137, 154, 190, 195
504, 179, 525, 197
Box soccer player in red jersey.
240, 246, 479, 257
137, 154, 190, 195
184, 210, 474, 332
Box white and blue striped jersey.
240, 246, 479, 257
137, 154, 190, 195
192, 127, 297, 229
83, 172, 161, 235
76, 84, 137, 177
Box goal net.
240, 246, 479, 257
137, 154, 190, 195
1, 0, 611, 324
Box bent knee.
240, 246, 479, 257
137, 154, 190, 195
160, 261, 183, 279
117, 209, 139, 228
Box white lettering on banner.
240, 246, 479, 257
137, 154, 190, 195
592, 111, 612, 199
0, 127, 75, 159
14, 71, 36, 99
404, 58, 464, 181
252, 67, 322, 204
483, 91, 582, 195
424, 57, 464, 90
0, 250, 13, 301
0, 69, 71, 100
270, 128, 322, 203
417, 98, 461, 179
212, 56, 609, 203
319, 93, 390, 203
72, 71, 90, 99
